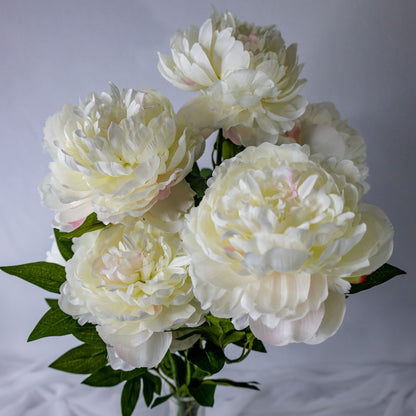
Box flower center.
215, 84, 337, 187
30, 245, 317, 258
99, 246, 144, 285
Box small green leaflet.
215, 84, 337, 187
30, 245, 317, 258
72, 324, 104, 345
187, 341, 225, 375
150, 393, 174, 408
185, 163, 209, 205
0, 261, 66, 293
61, 213, 106, 239
142, 372, 162, 407
121, 378, 141, 416
188, 382, 216, 407
200, 168, 212, 179
54, 228, 74, 261
53, 213, 107, 260
28, 299, 103, 345
49, 343, 107, 374
82, 366, 146, 387
28, 300, 80, 342
349, 263, 406, 294
221, 139, 244, 160
204, 378, 260, 391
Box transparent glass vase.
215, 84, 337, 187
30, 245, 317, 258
168, 395, 205, 416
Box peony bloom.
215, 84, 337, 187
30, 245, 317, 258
182, 143, 393, 346
285, 102, 369, 193
159, 10, 307, 146
59, 220, 204, 369
40, 84, 204, 231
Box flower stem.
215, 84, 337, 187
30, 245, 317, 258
154, 367, 176, 392
185, 350, 192, 387
168, 350, 180, 391
215, 129, 224, 168
225, 336, 255, 364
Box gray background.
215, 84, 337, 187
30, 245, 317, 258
0, 0, 415, 414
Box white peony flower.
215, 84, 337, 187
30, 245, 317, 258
182, 143, 393, 346
285, 102, 369, 193
159, 10, 307, 146
59, 220, 205, 369
40, 84, 204, 231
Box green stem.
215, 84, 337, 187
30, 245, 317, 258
184, 350, 192, 387
225, 338, 254, 364
154, 368, 176, 392
215, 129, 224, 168
168, 351, 180, 391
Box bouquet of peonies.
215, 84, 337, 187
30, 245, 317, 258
1, 10, 405, 416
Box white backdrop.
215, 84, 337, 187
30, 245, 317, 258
0, 1, 415, 415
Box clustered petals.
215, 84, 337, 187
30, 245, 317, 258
287, 102, 369, 193
159, 10, 307, 146
36, 9, 396, 372
182, 143, 393, 346
59, 220, 205, 369
40, 85, 204, 231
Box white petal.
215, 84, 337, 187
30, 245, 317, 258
302, 124, 346, 160
249, 303, 325, 346
243, 247, 310, 273
306, 291, 346, 344
114, 332, 172, 368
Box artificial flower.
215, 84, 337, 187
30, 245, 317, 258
285, 102, 369, 193
40, 84, 204, 231
159, 10, 307, 146
59, 220, 204, 369
182, 143, 393, 346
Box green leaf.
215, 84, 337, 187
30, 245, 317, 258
28, 301, 80, 342
200, 168, 212, 179
191, 366, 210, 382
45, 298, 58, 308
160, 352, 187, 385
220, 331, 246, 348
185, 163, 209, 205
221, 139, 244, 160
188, 341, 225, 375
82, 366, 146, 387
173, 323, 213, 341
206, 315, 234, 333
150, 393, 173, 408
49, 343, 107, 374
250, 338, 267, 353
348, 263, 406, 294
205, 378, 260, 391
62, 213, 106, 239
35, 299, 103, 345
142, 372, 161, 407
0, 262, 66, 293
73, 324, 105, 345
54, 228, 74, 261
232, 330, 267, 353
189, 382, 216, 407
121, 378, 141, 416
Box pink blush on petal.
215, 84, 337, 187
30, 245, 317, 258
287, 169, 298, 200
181, 76, 197, 87
224, 128, 242, 146
156, 185, 172, 201
284, 123, 302, 143
69, 217, 86, 230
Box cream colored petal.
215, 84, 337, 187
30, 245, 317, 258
114, 332, 172, 368
306, 291, 346, 344
249, 304, 325, 346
